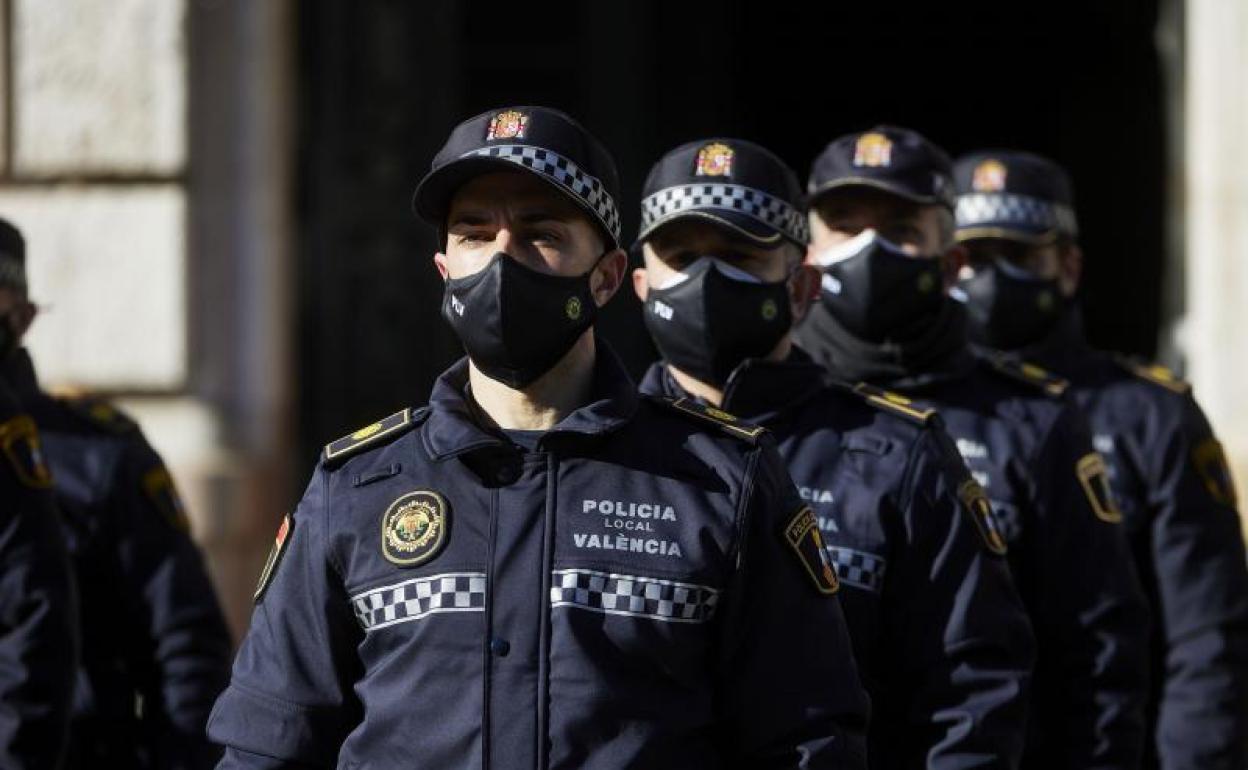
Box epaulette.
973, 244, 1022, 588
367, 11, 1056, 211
985, 354, 1069, 398
1115, 355, 1191, 395
56, 393, 139, 435
844, 381, 938, 425
323, 407, 429, 467
647, 395, 766, 443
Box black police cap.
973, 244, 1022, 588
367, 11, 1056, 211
807, 125, 955, 210
637, 138, 808, 248
953, 150, 1078, 243
412, 106, 622, 249
0, 217, 26, 291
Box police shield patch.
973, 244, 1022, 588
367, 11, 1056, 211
1192, 438, 1238, 507
783, 506, 839, 595
143, 466, 190, 532
382, 490, 450, 567
1076, 452, 1123, 524
254, 514, 292, 602
0, 415, 52, 489
958, 479, 1008, 556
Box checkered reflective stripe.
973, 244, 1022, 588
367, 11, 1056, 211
351, 572, 486, 632
640, 183, 809, 243
460, 145, 621, 243
826, 546, 887, 593
550, 569, 719, 623
955, 192, 1078, 236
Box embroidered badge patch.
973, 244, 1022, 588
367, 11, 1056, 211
783, 506, 839, 595
486, 110, 528, 141
142, 466, 190, 532
853, 132, 893, 168
0, 415, 52, 489
972, 158, 1008, 192
695, 142, 735, 177
254, 514, 292, 602
1192, 438, 1238, 508
1075, 452, 1123, 523
958, 478, 1008, 556
382, 490, 450, 567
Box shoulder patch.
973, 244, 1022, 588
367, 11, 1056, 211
57, 394, 138, 434
957, 478, 1009, 556
848, 382, 937, 425
0, 414, 53, 489
649, 396, 766, 443
254, 513, 292, 602
783, 505, 839, 595
142, 466, 191, 532
1115, 356, 1191, 395
323, 407, 427, 467
1192, 437, 1238, 508
986, 354, 1069, 398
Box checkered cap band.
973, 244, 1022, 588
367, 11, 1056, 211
550, 568, 719, 623
640, 183, 809, 244
826, 546, 887, 593
351, 572, 486, 632
460, 144, 621, 243
0, 255, 25, 290
955, 192, 1078, 236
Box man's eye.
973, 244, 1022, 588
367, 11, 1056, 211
456, 232, 488, 244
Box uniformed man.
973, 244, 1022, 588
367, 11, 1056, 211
0, 217, 233, 769
953, 148, 1248, 770
793, 127, 1152, 767
208, 106, 870, 768
632, 136, 1036, 768
0, 381, 78, 769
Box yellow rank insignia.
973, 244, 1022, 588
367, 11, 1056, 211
695, 142, 735, 177
972, 159, 1008, 192
1075, 452, 1123, 523
254, 513, 292, 602
0, 415, 52, 489
853, 132, 893, 168
784, 506, 839, 595
1192, 438, 1238, 507
486, 110, 528, 141
142, 466, 191, 532
958, 478, 1008, 555
666, 397, 766, 442
382, 490, 450, 567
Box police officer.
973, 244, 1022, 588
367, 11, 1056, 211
632, 137, 1036, 768
0, 217, 232, 769
953, 149, 1248, 770
794, 127, 1152, 767
0, 381, 78, 769
208, 106, 870, 768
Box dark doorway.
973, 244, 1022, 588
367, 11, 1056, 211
295, 0, 1165, 482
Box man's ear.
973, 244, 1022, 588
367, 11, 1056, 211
941, 243, 968, 290
1058, 242, 1083, 297
632, 267, 650, 302
789, 264, 820, 324
433, 252, 450, 281
590, 248, 628, 307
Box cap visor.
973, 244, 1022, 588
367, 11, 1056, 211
635, 209, 786, 249
807, 177, 947, 208
955, 225, 1059, 245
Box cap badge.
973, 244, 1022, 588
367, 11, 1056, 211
972, 159, 1008, 192
853, 132, 893, 168
486, 110, 529, 141
695, 142, 735, 177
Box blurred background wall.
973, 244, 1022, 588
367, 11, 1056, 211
0, 0, 1242, 640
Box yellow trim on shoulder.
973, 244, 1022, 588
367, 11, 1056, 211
325, 409, 413, 460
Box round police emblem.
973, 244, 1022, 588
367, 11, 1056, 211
760, 298, 778, 321
381, 490, 450, 566
565, 296, 583, 321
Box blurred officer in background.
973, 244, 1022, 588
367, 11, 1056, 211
633, 136, 1035, 768
954, 149, 1248, 770
0, 377, 78, 769
795, 126, 1151, 768
208, 106, 869, 769
0, 217, 232, 770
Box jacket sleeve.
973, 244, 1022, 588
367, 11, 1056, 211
111, 434, 233, 770
1147, 396, 1248, 769
0, 488, 78, 770
1027, 404, 1149, 767
208, 468, 364, 769
717, 436, 869, 770
886, 424, 1036, 770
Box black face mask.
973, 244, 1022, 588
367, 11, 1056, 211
0, 313, 17, 361
441, 252, 600, 389
813, 230, 945, 342
955, 260, 1063, 350
643, 257, 792, 387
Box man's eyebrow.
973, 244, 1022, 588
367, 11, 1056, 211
516, 209, 574, 225
447, 211, 492, 227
